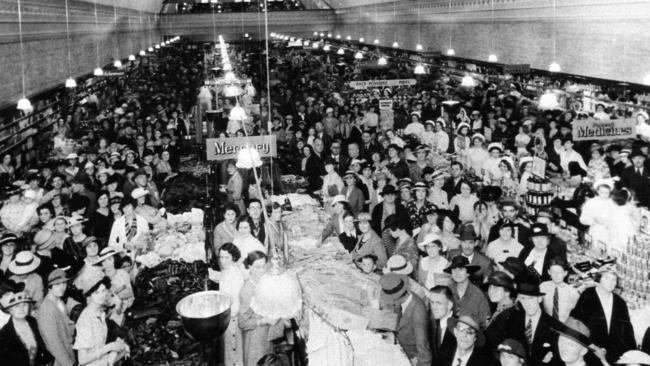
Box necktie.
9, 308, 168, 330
638, 168, 642, 175
553, 287, 560, 319
525, 318, 533, 346
435, 319, 442, 347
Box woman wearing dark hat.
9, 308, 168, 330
518, 223, 557, 282
0, 291, 54, 366
408, 182, 436, 233
497, 339, 528, 366
73, 272, 129, 366
107, 196, 149, 254
386, 143, 410, 180
409, 145, 432, 184
484, 271, 519, 352
0, 233, 18, 275
37, 269, 75, 366
91, 190, 114, 245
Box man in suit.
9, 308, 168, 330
620, 149, 650, 207
360, 131, 379, 162
443, 161, 466, 199
445, 255, 492, 328
430, 285, 457, 365
570, 266, 636, 364
535, 209, 568, 263
506, 279, 562, 366
341, 171, 364, 216
442, 315, 492, 366
448, 223, 493, 285
519, 223, 559, 283
379, 273, 431, 366
329, 141, 349, 176
553, 318, 608, 366
488, 200, 531, 244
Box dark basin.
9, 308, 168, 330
176, 290, 232, 342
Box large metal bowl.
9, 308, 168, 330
176, 291, 232, 342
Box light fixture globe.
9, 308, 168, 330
488, 54, 498, 62
313, 31, 318, 36
229, 103, 247, 122
139, 50, 146, 56
549, 61, 561, 72
155, 44, 161, 49
223, 85, 243, 97
327, 33, 332, 38
114, 60, 123, 68
93, 67, 104, 76
377, 56, 388, 66
337, 48, 345, 55
224, 71, 238, 83
65, 78, 77, 88
461, 75, 476, 88
416, 44, 423, 51
128, 54, 136, 61
359, 37, 365, 43
250, 258, 302, 319
319, 32, 324, 37
414, 64, 426, 75
323, 44, 331, 52
373, 39, 380, 44
312, 42, 319, 49
236, 146, 262, 169
148, 47, 154, 52
446, 48, 455, 56
644, 74, 650, 86
354, 51, 363, 60
336, 34, 341, 39
17, 97, 32, 111
346, 36, 352, 41
303, 40, 310, 46
392, 42, 399, 48
539, 91, 560, 110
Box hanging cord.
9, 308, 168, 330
17, 0, 26, 98
94, 0, 100, 68
263, 0, 274, 194
65, 0, 72, 78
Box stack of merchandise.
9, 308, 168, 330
616, 234, 650, 310
525, 176, 555, 216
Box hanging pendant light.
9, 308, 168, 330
359, 37, 365, 43
392, 42, 399, 48
327, 33, 332, 38
148, 46, 154, 52
319, 32, 324, 37
229, 103, 247, 121
139, 50, 146, 56
354, 51, 363, 60
461, 75, 476, 88
128, 54, 136, 61
303, 40, 310, 46
16, 0, 30, 112
323, 44, 331, 52
377, 56, 387, 66
336, 34, 341, 39
224, 71, 238, 83
223, 84, 243, 97
114, 60, 123, 68
65, 78, 77, 88
488, 54, 498, 62
539, 90, 559, 110
373, 39, 380, 44
337, 48, 345, 55
346, 36, 352, 41
416, 44, 423, 51
236, 146, 263, 169
446, 49, 455, 56
93, 67, 104, 76
155, 44, 161, 49
414, 64, 426, 75
313, 31, 318, 36
643, 74, 650, 86
312, 42, 319, 49
549, 62, 561, 72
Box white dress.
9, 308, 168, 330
466, 147, 489, 177
418, 256, 450, 290
221, 265, 245, 366
580, 197, 617, 253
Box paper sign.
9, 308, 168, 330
379, 99, 393, 110
206, 135, 277, 161
571, 118, 636, 141
532, 156, 547, 179
348, 79, 416, 90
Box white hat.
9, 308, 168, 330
519, 156, 534, 166
500, 156, 515, 169
67, 214, 87, 228
326, 107, 334, 114
91, 247, 123, 266
488, 142, 504, 152
471, 133, 486, 142
418, 232, 443, 250
96, 168, 114, 177
456, 122, 471, 133
131, 187, 149, 199
383, 255, 414, 275
330, 195, 348, 207
617, 350, 650, 365
435, 117, 446, 128
594, 177, 617, 191
66, 153, 78, 160
84, 161, 95, 169
8, 251, 41, 275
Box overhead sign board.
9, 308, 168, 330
571, 118, 636, 141
348, 79, 416, 90
206, 135, 277, 161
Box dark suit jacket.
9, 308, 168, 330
518, 246, 558, 283
0, 317, 53, 366
441, 346, 493, 366
342, 185, 364, 216
370, 202, 409, 235
331, 155, 350, 176
485, 305, 520, 352
447, 250, 493, 285
360, 142, 380, 162
304, 154, 325, 192
398, 294, 432, 366
571, 287, 636, 363
442, 177, 465, 199
430, 315, 456, 365
506, 309, 562, 366
620, 166, 650, 207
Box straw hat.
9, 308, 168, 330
131, 187, 149, 200
0, 291, 34, 310
8, 251, 41, 275
383, 255, 414, 275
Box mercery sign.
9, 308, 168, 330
571, 118, 636, 141
206, 135, 277, 161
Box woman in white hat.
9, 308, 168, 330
9, 251, 45, 310
0, 291, 54, 366
466, 133, 489, 178
453, 122, 471, 155
433, 118, 449, 153
93, 248, 133, 326
417, 233, 450, 290
352, 212, 387, 269
580, 178, 617, 253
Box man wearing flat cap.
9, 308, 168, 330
379, 273, 431, 366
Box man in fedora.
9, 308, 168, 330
442, 314, 491, 366
379, 273, 431, 366
445, 255, 491, 328
447, 223, 492, 285
506, 279, 562, 366
497, 338, 528, 366
429, 285, 457, 364
519, 223, 559, 282
551, 317, 607, 366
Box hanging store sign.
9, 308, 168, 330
348, 79, 416, 90
502, 64, 530, 75
379, 99, 393, 110
206, 135, 277, 161
103, 71, 125, 77
571, 118, 636, 141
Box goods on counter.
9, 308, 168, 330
525, 176, 555, 216
127, 260, 208, 365
136, 230, 207, 268
617, 233, 650, 310
271, 193, 319, 208
178, 159, 212, 177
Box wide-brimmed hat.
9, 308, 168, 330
530, 223, 551, 238
8, 251, 41, 275
444, 255, 480, 274
617, 350, 650, 366
67, 214, 87, 228
81, 236, 99, 248
458, 223, 477, 241
33, 229, 56, 250
431, 170, 450, 181
0, 233, 18, 247
471, 133, 486, 142
488, 142, 504, 152
456, 122, 471, 134
342, 170, 357, 180
414, 145, 431, 154
2, 184, 24, 197
380, 185, 398, 196
379, 273, 410, 305
497, 338, 527, 361
65, 153, 78, 160
47, 269, 69, 286
418, 232, 443, 250
92, 247, 123, 266
516, 280, 545, 297
383, 255, 414, 275
131, 187, 149, 200
330, 195, 348, 207
0, 291, 34, 310
357, 212, 372, 222
499, 257, 527, 278
449, 314, 485, 347
78, 270, 111, 297
487, 271, 516, 291
387, 143, 403, 152
412, 182, 429, 191
550, 317, 590, 348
